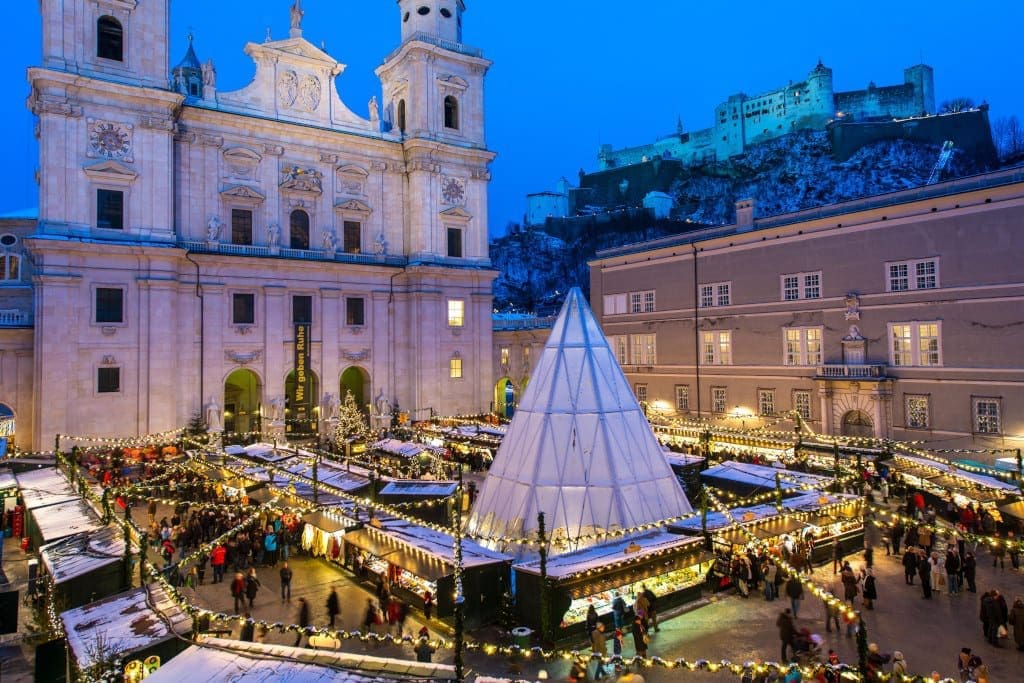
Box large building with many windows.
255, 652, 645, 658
0, 1, 497, 450
589, 168, 1024, 456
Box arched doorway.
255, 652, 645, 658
841, 410, 874, 438
223, 370, 262, 436
340, 366, 370, 411
285, 368, 320, 436
494, 378, 516, 419
0, 403, 15, 453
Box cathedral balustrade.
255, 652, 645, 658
179, 240, 408, 267
0, 309, 31, 327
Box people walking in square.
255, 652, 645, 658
279, 562, 293, 601
776, 608, 795, 662
245, 567, 261, 609
327, 586, 341, 628
785, 574, 804, 619
631, 614, 648, 659
211, 543, 227, 584
591, 621, 609, 679
964, 551, 978, 592
230, 571, 246, 613
295, 597, 310, 647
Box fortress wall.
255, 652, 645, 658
829, 109, 998, 164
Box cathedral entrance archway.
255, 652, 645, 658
341, 366, 370, 411
285, 368, 319, 436
841, 410, 874, 438
223, 370, 262, 436
494, 378, 516, 419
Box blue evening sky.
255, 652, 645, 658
3, 1, 1023, 236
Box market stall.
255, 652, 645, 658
297, 506, 361, 562
700, 460, 831, 498
40, 526, 126, 608
889, 454, 1021, 513
779, 492, 864, 564
61, 583, 191, 681
662, 450, 705, 499
512, 531, 712, 639
343, 518, 511, 628
15, 467, 79, 510
377, 480, 457, 526
24, 497, 104, 551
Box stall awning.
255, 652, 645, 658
747, 517, 808, 539
998, 500, 1024, 522
41, 526, 125, 585
16, 467, 79, 510
33, 498, 104, 544
379, 481, 457, 497
301, 510, 356, 534
926, 475, 1007, 504
344, 527, 452, 582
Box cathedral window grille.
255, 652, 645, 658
905, 395, 930, 429
973, 398, 1000, 434
232, 293, 255, 326
793, 390, 811, 420
444, 96, 460, 130
97, 16, 123, 62
289, 210, 310, 250
231, 209, 253, 246
343, 221, 361, 254
712, 387, 727, 414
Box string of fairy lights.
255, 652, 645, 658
867, 503, 1024, 553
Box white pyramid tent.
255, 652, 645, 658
466, 288, 692, 553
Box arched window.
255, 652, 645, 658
289, 210, 310, 250
444, 96, 459, 130
397, 99, 407, 133
97, 16, 123, 62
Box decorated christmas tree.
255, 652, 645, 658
334, 389, 368, 448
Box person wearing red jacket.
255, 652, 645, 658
211, 544, 227, 584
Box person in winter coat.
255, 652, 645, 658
980, 591, 1002, 645
840, 564, 858, 604
263, 528, 278, 567
631, 614, 648, 658
776, 608, 796, 662
1007, 597, 1024, 651
363, 598, 379, 636
415, 627, 435, 662
764, 560, 779, 601
239, 612, 255, 642
862, 569, 877, 610
211, 544, 227, 584
590, 621, 609, 679
785, 575, 804, 619
865, 643, 891, 680
918, 552, 932, 599
902, 548, 918, 585
891, 651, 908, 676
611, 591, 628, 628
327, 586, 341, 627
963, 552, 978, 593
586, 604, 599, 636
279, 562, 293, 601
295, 597, 310, 646
244, 568, 261, 608
641, 584, 659, 632
230, 572, 246, 613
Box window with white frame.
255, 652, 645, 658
712, 387, 727, 414
889, 321, 941, 367
603, 293, 627, 315
887, 258, 939, 292
905, 395, 930, 429
628, 290, 656, 313
793, 390, 811, 420
781, 271, 821, 300
675, 385, 690, 411
629, 333, 657, 365
447, 299, 465, 327
699, 281, 731, 307
635, 384, 648, 403
701, 330, 732, 365
758, 389, 775, 416
784, 327, 822, 366
1, 254, 19, 281
973, 397, 1000, 434
609, 335, 628, 365
643, 290, 656, 312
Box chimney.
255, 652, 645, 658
736, 199, 755, 231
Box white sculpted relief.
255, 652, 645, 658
277, 70, 298, 108
298, 75, 321, 111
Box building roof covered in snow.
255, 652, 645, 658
466, 288, 692, 552
15, 467, 79, 509
701, 460, 831, 491
40, 526, 125, 584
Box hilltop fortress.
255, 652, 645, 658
599, 61, 935, 168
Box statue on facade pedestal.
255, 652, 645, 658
289, 0, 304, 37
374, 390, 392, 420
267, 223, 281, 247
321, 228, 337, 254
206, 215, 222, 241
269, 395, 286, 425
202, 59, 216, 88
368, 96, 379, 124
373, 232, 388, 255
323, 392, 340, 421
205, 396, 222, 432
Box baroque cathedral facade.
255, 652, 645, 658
6, 0, 495, 449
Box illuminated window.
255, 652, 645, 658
629, 333, 657, 365
449, 357, 463, 379
905, 395, 930, 429
712, 387, 727, 414
758, 389, 775, 416
784, 327, 822, 365
973, 398, 1000, 434
500, 347, 510, 366
702, 331, 732, 364
635, 384, 648, 403
675, 385, 689, 411
793, 390, 811, 420
447, 299, 464, 327
889, 321, 941, 367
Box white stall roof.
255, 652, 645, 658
373, 517, 511, 569
895, 454, 1020, 493
373, 438, 427, 458
283, 459, 371, 492
379, 480, 457, 497
701, 461, 830, 490
15, 467, 79, 509
0, 469, 17, 491
40, 526, 125, 585
32, 498, 104, 544
146, 638, 456, 682
514, 529, 705, 579
781, 491, 861, 512
62, 583, 190, 670
663, 450, 706, 467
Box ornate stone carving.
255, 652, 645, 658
298, 75, 321, 111
320, 152, 339, 164
263, 144, 285, 156
280, 165, 322, 194
277, 70, 298, 108
471, 168, 492, 181
220, 184, 265, 201
138, 115, 176, 132
87, 119, 133, 161
225, 348, 263, 365
370, 160, 388, 172
341, 348, 371, 362
223, 147, 262, 180
441, 176, 467, 206
844, 293, 861, 321
33, 97, 83, 118
408, 160, 440, 173
200, 134, 224, 148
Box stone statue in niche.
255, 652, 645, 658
844, 292, 861, 321
368, 96, 379, 123
373, 232, 388, 255
205, 396, 222, 431
202, 59, 216, 88
845, 324, 865, 341
206, 215, 222, 241
374, 390, 392, 418
269, 395, 286, 423
267, 223, 281, 247
323, 392, 340, 421
321, 228, 337, 252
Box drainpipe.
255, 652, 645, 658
691, 243, 701, 418
185, 252, 204, 418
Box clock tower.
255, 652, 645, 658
377, 0, 492, 263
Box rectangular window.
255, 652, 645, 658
345, 297, 365, 326
609, 335, 628, 365
292, 295, 313, 324
95, 287, 124, 324
887, 258, 939, 292
446, 227, 463, 258
905, 395, 930, 429
1, 254, 19, 281
500, 347, 510, 366
974, 398, 1000, 434
449, 357, 463, 379
784, 327, 823, 365
231, 209, 253, 245
700, 282, 731, 307
232, 293, 255, 325
712, 387, 727, 414
644, 290, 656, 313
889, 321, 941, 367
97, 367, 120, 394
701, 330, 732, 365
794, 390, 811, 420
603, 294, 627, 315
343, 221, 361, 254
781, 271, 821, 300
758, 389, 775, 416
97, 189, 124, 230
447, 299, 465, 327
630, 292, 642, 313
629, 333, 657, 365
635, 384, 648, 403
675, 385, 690, 411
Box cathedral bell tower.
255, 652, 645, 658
376, 0, 492, 263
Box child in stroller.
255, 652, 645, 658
792, 627, 822, 664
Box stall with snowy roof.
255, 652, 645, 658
343, 516, 511, 628
40, 526, 126, 608
24, 496, 104, 551
781, 491, 865, 563
61, 583, 191, 681
662, 450, 706, 498
700, 460, 832, 498
377, 480, 458, 525
888, 453, 1021, 514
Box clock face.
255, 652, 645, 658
441, 176, 466, 205
89, 122, 131, 159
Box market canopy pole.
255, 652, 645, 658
537, 511, 549, 642
453, 466, 466, 683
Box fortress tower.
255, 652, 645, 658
903, 64, 935, 115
